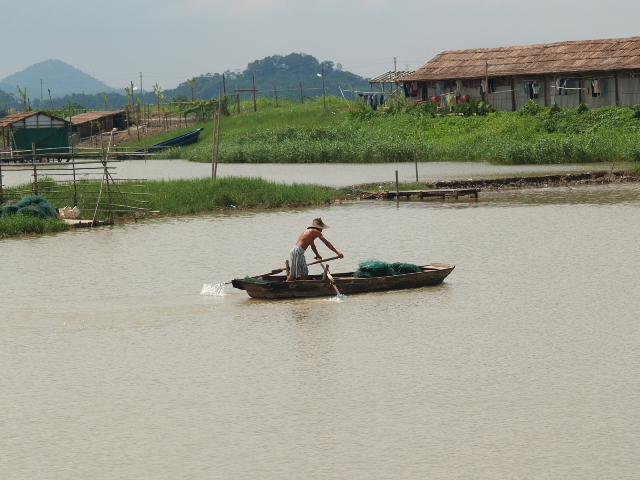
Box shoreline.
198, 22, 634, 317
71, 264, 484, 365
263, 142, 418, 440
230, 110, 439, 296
349, 170, 640, 195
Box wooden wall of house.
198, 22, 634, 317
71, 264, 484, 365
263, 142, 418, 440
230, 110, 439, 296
619, 75, 640, 107
408, 71, 640, 111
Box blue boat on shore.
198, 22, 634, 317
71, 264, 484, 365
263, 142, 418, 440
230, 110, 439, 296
136, 128, 204, 153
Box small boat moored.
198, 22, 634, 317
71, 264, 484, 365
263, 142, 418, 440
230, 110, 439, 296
232, 263, 455, 299
135, 128, 204, 153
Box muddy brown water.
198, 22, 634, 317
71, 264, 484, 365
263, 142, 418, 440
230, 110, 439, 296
1, 176, 639, 478
2, 159, 637, 188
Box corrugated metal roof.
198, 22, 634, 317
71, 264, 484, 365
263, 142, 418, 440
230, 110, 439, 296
370, 70, 414, 83
403, 36, 640, 81
0, 111, 68, 128
67, 110, 126, 125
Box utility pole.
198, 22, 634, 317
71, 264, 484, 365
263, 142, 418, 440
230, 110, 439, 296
485, 61, 489, 103
394, 57, 397, 72
321, 62, 326, 109
40, 79, 43, 109
140, 72, 143, 106
253, 69, 257, 112
222, 73, 226, 95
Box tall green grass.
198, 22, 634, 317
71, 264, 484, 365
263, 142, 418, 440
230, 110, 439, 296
144, 176, 345, 214
150, 98, 640, 165
0, 215, 69, 237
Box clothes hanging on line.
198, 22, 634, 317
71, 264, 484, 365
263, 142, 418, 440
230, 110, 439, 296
480, 79, 495, 95
589, 79, 607, 98
557, 78, 568, 95
532, 82, 540, 99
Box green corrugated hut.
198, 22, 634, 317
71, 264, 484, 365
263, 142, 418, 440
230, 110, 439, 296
0, 111, 70, 156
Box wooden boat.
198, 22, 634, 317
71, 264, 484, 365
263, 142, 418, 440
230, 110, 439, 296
232, 263, 455, 299
135, 128, 204, 153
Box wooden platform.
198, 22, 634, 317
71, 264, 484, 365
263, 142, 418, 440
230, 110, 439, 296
362, 188, 480, 200
63, 219, 111, 228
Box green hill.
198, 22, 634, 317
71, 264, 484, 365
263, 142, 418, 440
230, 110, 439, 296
172, 53, 370, 102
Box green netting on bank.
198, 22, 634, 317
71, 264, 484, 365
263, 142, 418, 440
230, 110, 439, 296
353, 261, 422, 278
243, 276, 266, 283
0, 195, 58, 219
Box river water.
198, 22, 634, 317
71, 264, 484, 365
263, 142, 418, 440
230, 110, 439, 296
2, 159, 636, 187
1, 167, 639, 478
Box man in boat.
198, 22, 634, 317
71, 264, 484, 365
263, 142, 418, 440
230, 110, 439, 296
286, 218, 344, 281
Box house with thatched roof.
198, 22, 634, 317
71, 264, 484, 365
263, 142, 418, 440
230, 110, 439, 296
400, 36, 640, 111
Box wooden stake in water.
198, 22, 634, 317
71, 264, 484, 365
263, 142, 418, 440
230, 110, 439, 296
211, 103, 218, 179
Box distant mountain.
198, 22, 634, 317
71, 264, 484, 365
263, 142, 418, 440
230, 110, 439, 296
5, 53, 372, 111
0, 60, 117, 102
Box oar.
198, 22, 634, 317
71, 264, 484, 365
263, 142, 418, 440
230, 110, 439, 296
218, 255, 342, 286
254, 255, 342, 279
320, 263, 341, 296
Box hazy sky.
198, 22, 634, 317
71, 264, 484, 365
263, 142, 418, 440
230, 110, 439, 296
2, 0, 639, 91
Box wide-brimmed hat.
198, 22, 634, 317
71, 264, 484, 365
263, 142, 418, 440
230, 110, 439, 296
309, 217, 329, 229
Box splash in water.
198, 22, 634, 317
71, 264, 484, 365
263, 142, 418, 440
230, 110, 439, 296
327, 294, 347, 302
201, 283, 226, 296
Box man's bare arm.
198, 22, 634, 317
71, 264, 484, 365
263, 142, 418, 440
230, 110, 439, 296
319, 235, 344, 258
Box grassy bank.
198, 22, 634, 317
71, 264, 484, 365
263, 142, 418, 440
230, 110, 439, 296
144, 176, 346, 214
1, 176, 346, 237
129, 97, 640, 165
0, 215, 69, 237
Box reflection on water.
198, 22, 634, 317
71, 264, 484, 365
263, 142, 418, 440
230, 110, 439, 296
1, 183, 639, 478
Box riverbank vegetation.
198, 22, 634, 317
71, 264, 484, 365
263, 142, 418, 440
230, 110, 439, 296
124, 97, 640, 165
0, 215, 69, 237
0, 176, 346, 237
143, 176, 346, 215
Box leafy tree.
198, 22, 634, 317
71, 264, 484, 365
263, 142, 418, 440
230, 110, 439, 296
153, 83, 164, 114
187, 78, 196, 102
17, 85, 27, 110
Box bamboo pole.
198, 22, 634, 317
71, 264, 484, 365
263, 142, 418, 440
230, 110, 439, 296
32, 143, 38, 195
0, 161, 3, 204
72, 159, 78, 206
395, 170, 399, 200
211, 100, 218, 179
214, 90, 222, 179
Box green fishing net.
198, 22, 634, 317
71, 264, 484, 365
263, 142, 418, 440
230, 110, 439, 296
243, 276, 266, 283
353, 261, 422, 278
0, 195, 58, 219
